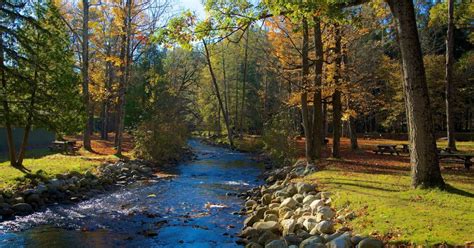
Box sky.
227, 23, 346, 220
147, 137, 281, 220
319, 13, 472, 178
173, 0, 205, 19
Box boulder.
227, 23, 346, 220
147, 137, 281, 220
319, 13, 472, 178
292, 194, 304, 203
315, 206, 335, 221
281, 219, 296, 236
286, 184, 297, 196
246, 200, 258, 209
0, 203, 14, 216
241, 227, 260, 239
283, 234, 303, 246
282, 210, 294, 220
281, 198, 298, 209
258, 230, 280, 245
302, 195, 318, 206
302, 217, 318, 231
326, 233, 351, 248
296, 183, 313, 194
350, 235, 365, 246
310, 200, 324, 211
315, 220, 334, 234
246, 242, 263, 248
253, 221, 281, 233
12, 203, 33, 216
266, 240, 288, 248
262, 193, 273, 205
244, 215, 261, 227
299, 235, 325, 248
356, 238, 383, 248
264, 214, 279, 222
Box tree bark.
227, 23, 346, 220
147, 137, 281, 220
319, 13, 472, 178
332, 24, 342, 158
203, 40, 234, 147
116, 0, 132, 155
349, 116, 359, 150
312, 17, 323, 159
82, 0, 92, 151
101, 44, 112, 140
445, 0, 456, 151
387, 0, 444, 188
300, 18, 315, 163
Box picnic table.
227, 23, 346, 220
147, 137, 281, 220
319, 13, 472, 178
438, 150, 473, 170
49, 140, 77, 153
373, 144, 400, 155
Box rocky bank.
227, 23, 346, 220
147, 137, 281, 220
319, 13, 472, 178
237, 159, 384, 248
0, 149, 194, 221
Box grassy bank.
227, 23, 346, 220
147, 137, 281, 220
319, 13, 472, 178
302, 166, 473, 246
0, 134, 133, 191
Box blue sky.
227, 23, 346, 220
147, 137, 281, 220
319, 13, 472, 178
174, 0, 205, 19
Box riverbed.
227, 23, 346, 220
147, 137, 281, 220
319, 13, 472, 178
0, 139, 263, 247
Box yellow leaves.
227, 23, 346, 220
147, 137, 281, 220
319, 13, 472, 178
105, 56, 123, 67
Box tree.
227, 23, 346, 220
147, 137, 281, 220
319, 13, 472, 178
1, 1, 82, 170
445, 0, 456, 150
81, 0, 92, 151
387, 0, 444, 188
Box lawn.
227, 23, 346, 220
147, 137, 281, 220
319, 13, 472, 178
296, 138, 474, 246
0, 134, 134, 191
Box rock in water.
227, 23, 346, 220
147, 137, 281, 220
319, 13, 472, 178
356, 238, 383, 248
265, 240, 288, 248
12, 203, 33, 216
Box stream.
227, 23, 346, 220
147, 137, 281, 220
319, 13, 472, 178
0, 139, 263, 247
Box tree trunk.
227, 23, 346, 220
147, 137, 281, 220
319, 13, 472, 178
101, 45, 112, 140
16, 63, 38, 167
116, 0, 132, 155
301, 18, 315, 163
332, 91, 342, 158
311, 17, 323, 159
203, 40, 234, 147
349, 116, 359, 150
82, 0, 92, 151
445, 0, 456, 151
0, 33, 18, 167
323, 101, 328, 144
240, 29, 249, 137
221, 43, 230, 122
332, 24, 342, 158
387, 0, 444, 188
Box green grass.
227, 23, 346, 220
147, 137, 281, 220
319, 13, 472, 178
0, 149, 114, 191
302, 168, 474, 246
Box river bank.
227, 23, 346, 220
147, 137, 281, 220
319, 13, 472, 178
0, 148, 194, 221
237, 159, 384, 248
0, 139, 263, 247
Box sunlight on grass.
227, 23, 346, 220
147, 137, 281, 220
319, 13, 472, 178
0, 149, 125, 190
303, 168, 474, 246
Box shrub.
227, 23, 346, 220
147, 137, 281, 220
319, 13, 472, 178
262, 111, 298, 166
133, 116, 188, 163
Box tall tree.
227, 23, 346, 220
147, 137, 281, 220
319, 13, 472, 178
387, 0, 444, 188
445, 0, 456, 151
82, 0, 92, 151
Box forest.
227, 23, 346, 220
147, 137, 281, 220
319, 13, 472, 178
0, 0, 473, 247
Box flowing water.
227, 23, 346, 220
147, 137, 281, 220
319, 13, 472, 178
0, 139, 263, 248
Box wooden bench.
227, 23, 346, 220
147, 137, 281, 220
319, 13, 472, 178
373, 144, 400, 155
438, 152, 473, 170
49, 140, 77, 153
399, 144, 409, 153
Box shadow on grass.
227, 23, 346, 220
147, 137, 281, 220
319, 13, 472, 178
444, 184, 474, 198
0, 149, 57, 164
